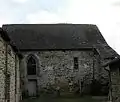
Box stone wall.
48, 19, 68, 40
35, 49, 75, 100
0, 36, 6, 102
20, 50, 106, 95
0, 34, 21, 102
110, 68, 120, 102
101, 59, 111, 81
7, 45, 16, 102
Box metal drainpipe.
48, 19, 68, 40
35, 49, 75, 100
104, 67, 113, 102
4, 42, 8, 102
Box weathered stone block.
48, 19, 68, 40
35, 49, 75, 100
111, 78, 120, 85
112, 85, 120, 93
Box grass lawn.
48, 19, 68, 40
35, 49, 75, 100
21, 96, 102, 102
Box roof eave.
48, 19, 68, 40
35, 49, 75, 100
0, 28, 10, 42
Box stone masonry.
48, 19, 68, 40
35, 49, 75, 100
20, 50, 108, 95
103, 58, 120, 102
0, 34, 6, 102
7, 45, 16, 102
0, 31, 21, 102
110, 68, 120, 102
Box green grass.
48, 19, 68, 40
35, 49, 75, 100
21, 96, 101, 102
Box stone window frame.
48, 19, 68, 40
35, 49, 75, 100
74, 57, 79, 69
26, 54, 38, 75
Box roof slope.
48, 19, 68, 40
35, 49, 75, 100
2, 24, 119, 58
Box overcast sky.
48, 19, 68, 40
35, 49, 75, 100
1, 0, 120, 54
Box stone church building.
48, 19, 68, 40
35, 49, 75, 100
0, 24, 119, 102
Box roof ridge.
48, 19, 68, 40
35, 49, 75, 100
2, 24, 96, 27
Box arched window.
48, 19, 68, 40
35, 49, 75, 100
27, 56, 36, 75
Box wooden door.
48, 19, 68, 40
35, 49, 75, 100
27, 81, 36, 97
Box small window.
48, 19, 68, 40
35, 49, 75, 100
27, 56, 36, 75
74, 57, 78, 69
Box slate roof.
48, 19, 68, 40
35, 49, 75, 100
2, 24, 119, 59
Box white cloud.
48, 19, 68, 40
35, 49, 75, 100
26, 10, 66, 24
0, 17, 13, 27
12, 0, 28, 3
